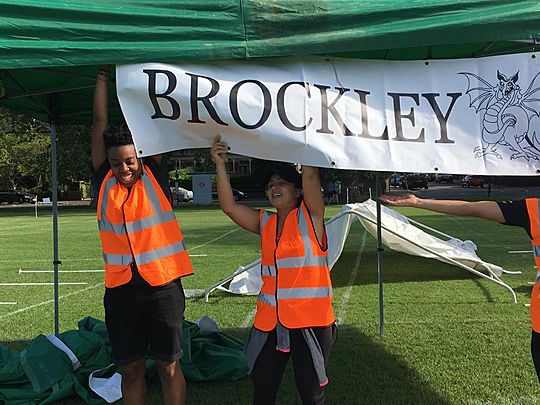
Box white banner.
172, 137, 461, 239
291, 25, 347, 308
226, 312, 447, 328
117, 53, 540, 175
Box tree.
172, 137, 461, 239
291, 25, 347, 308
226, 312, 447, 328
0, 108, 94, 194
56, 125, 92, 190
0, 109, 50, 191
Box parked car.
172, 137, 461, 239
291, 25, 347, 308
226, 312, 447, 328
170, 187, 193, 202
0, 190, 37, 204
389, 174, 402, 187
435, 173, 453, 183
233, 189, 247, 201
461, 175, 484, 188
213, 189, 247, 201
400, 174, 428, 190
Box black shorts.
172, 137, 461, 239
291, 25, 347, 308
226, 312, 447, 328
104, 279, 185, 366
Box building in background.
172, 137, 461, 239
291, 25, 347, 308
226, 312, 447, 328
168, 149, 252, 175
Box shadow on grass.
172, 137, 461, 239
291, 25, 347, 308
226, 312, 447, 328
1, 327, 450, 405
470, 278, 496, 303
155, 326, 451, 405
328, 325, 451, 405
515, 284, 533, 298
332, 249, 480, 289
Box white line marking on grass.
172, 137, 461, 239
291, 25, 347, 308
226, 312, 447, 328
241, 308, 257, 329
0, 282, 87, 286
442, 215, 463, 226
368, 317, 530, 326
19, 269, 104, 273
190, 228, 240, 250
468, 396, 540, 405
0, 258, 101, 263
11, 255, 207, 270
0, 302, 17, 305
0, 282, 104, 319
336, 230, 367, 325
509, 250, 532, 254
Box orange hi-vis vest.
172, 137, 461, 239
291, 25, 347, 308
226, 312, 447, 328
253, 201, 335, 331
97, 164, 193, 288
526, 198, 540, 333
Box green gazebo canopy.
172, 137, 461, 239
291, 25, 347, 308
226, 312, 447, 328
1, 0, 540, 123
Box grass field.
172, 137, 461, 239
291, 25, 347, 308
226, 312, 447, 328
0, 203, 538, 404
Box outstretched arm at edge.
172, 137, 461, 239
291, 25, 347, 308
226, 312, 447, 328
379, 193, 505, 223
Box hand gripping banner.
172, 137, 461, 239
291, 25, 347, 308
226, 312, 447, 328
117, 53, 540, 175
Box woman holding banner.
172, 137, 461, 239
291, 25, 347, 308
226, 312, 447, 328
379, 192, 540, 382
211, 135, 336, 404
92, 65, 193, 404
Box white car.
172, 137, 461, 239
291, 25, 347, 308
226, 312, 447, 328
435, 173, 453, 183
170, 187, 193, 202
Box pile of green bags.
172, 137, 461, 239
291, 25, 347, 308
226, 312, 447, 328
0, 317, 247, 404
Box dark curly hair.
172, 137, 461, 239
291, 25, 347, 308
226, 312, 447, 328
104, 122, 133, 149
262, 164, 302, 190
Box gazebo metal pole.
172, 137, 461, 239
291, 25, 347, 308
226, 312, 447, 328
375, 172, 384, 337
49, 95, 60, 336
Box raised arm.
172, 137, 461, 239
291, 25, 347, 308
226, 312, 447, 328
92, 65, 110, 170
210, 135, 260, 233
379, 193, 505, 223
300, 166, 325, 243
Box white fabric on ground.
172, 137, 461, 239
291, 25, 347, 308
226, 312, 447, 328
88, 364, 122, 403
353, 199, 503, 276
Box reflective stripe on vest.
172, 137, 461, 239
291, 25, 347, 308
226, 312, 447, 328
254, 202, 334, 330
260, 210, 273, 232
103, 240, 187, 266
277, 286, 333, 300
99, 209, 176, 235
258, 292, 277, 307
257, 286, 331, 302
97, 165, 192, 287
261, 265, 276, 277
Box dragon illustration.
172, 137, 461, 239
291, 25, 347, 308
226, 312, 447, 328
459, 70, 540, 160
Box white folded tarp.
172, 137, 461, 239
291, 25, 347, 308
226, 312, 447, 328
205, 200, 517, 302
350, 199, 505, 277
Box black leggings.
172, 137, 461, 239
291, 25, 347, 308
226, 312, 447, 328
532, 330, 540, 382
251, 325, 336, 405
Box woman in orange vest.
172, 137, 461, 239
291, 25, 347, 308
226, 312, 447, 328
211, 135, 336, 405
380, 192, 540, 383
92, 66, 193, 405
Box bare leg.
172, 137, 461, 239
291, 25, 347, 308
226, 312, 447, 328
156, 359, 186, 405
121, 357, 147, 405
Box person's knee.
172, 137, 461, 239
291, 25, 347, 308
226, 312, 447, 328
156, 359, 182, 384
121, 359, 146, 386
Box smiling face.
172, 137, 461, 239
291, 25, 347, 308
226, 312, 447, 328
266, 174, 301, 210
107, 144, 142, 188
